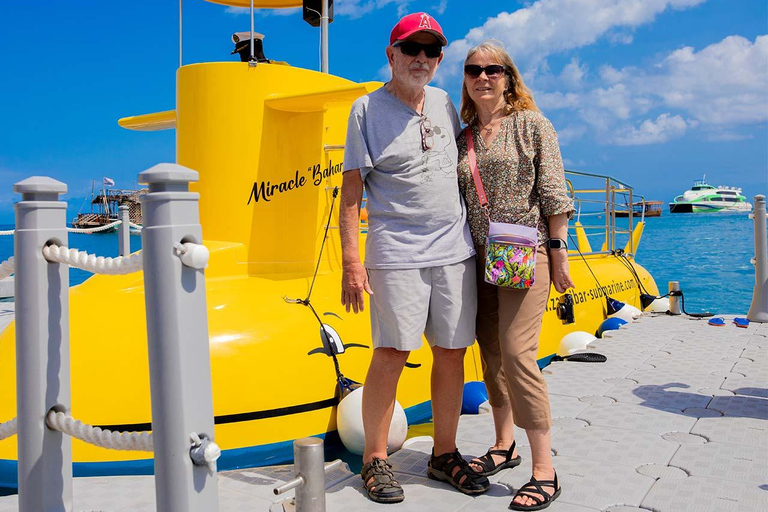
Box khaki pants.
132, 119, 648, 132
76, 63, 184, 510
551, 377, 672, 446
475, 244, 552, 430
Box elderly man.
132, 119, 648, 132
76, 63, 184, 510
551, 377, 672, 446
340, 12, 489, 504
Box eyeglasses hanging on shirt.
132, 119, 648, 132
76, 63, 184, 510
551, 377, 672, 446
420, 115, 434, 152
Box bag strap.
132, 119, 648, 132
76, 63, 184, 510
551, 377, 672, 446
465, 127, 488, 208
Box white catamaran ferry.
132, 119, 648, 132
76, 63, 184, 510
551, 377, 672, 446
669, 175, 753, 213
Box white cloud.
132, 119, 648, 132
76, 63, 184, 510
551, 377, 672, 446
432, 0, 448, 16
437, 0, 709, 85
548, 34, 767, 145
613, 113, 689, 145
559, 58, 587, 88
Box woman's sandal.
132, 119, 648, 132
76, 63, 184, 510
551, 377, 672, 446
427, 449, 490, 495
470, 440, 522, 476
508, 472, 561, 511
360, 457, 404, 504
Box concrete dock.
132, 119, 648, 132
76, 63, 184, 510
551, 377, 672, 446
0, 310, 766, 511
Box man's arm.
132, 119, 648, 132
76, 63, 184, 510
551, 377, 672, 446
340, 169, 373, 313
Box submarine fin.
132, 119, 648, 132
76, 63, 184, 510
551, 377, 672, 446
118, 110, 176, 131
265, 82, 379, 113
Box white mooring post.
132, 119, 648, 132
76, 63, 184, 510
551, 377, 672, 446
118, 204, 130, 256
138, 164, 219, 512
13, 177, 72, 512
748, 195, 768, 322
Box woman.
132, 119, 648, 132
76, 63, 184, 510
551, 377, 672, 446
456, 42, 574, 511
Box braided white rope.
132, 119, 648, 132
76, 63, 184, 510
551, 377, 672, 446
42, 245, 141, 275
129, 222, 143, 231
46, 410, 153, 452
0, 230, 14, 236
0, 417, 17, 441
66, 220, 122, 234
0, 257, 13, 281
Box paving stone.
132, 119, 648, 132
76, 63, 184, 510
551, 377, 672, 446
641, 475, 768, 512
547, 373, 615, 398
550, 394, 592, 418
576, 403, 697, 434
720, 375, 768, 398
605, 383, 712, 410
604, 507, 654, 512
708, 395, 768, 419
681, 407, 723, 418
325, 472, 475, 512
553, 418, 589, 429
498, 456, 654, 510
626, 368, 726, 389
551, 426, 677, 467
691, 416, 768, 447
661, 432, 707, 444
696, 387, 735, 396
578, 396, 616, 405
669, 441, 768, 485
635, 464, 688, 480
732, 360, 768, 380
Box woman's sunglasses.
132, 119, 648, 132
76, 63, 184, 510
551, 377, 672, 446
464, 64, 506, 79
394, 41, 443, 59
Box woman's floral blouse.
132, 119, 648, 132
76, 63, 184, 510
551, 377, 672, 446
457, 109, 575, 248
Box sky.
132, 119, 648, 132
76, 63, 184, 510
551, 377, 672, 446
0, 0, 766, 223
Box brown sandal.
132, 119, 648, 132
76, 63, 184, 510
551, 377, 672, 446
360, 457, 404, 504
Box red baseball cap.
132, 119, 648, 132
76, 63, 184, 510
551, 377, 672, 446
389, 12, 448, 47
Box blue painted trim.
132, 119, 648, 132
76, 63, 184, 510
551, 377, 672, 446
404, 401, 432, 425
538, 353, 556, 368
0, 402, 436, 490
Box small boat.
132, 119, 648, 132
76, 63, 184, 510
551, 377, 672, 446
669, 176, 752, 213
71, 181, 146, 232
615, 201, 662, 218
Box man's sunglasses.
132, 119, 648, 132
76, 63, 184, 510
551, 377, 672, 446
394, 41, 443, 59
464, 64, 506, 78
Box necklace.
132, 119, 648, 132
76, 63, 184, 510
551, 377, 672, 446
478, 116, 501, 137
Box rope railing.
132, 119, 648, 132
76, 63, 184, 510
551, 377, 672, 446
0, 229, 14, 236
0, 417, 17, 441
129, 221, 143, 231
65, 220, 122, 234
46, 410, 153, 452
42, 245, 142, 275
0, 257, 13, 281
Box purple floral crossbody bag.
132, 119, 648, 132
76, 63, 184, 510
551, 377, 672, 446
466, 128, 538, 289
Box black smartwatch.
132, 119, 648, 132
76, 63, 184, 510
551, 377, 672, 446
547, 238, 567, 250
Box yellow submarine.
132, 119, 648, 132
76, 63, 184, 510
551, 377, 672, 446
0, 0, 658, 487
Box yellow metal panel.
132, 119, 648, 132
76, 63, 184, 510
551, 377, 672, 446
574, 221, 593, 253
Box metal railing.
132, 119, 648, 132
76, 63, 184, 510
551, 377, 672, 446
565, 169, 646, 257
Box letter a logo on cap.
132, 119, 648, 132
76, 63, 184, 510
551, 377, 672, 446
419, 14, 431, 29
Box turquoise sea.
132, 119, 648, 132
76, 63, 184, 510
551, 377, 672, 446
0, 213, 760, 312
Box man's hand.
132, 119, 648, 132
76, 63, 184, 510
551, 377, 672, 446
549, 249, 575, 293
341, 261, 373, 313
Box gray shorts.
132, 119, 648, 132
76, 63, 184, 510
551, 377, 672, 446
367, 257, 477, 351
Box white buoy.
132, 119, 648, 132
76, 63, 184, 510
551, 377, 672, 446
558, 331, 597, 356
336, 387, 408, 455
646, 297, 670, 313
609, 304, 642, 322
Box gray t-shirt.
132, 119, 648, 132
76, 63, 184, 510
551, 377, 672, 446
344, 85, 475, 269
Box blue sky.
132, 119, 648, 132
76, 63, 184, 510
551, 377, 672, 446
0, 0, 766, 223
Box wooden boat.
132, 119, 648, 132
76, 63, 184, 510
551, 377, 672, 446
615, 201, 663, 218
72, 185, 145, 232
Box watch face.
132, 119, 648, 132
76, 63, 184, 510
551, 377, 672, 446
549, 239, 566, 249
